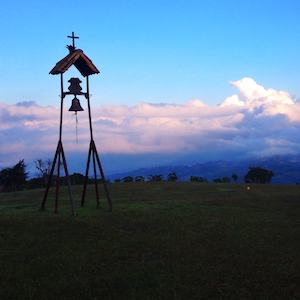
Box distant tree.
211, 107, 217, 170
232, 173, 238, 182
190, 176, 207, 182
122, 176, 134, 183
70, 173, 85, 185
114, 178, 121, 183
35, 158, 52, 186
244, 167, 274, 184
26, 177, 45, 189
213, 178, 223, 183
148, 174, 163, 182
0, 160, 27, 192
213, 177, 231, 183
167, 172, 178, 182
190, 176, 197, 182
222, 177, 231, 183
135, 176, 145, 182
35, 159, 51, 178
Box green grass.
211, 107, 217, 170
0, 183, 299, 299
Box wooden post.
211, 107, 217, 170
41, 143, 60, 210
93, 141, 112, 211
41, 73, 76, 216
60, 142, 76, 216
81, 142, 92, 207
81, 76, 112, 211
54, 151, 60, 213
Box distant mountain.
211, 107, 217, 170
108, 155, 300, 184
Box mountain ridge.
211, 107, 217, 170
108, 154, 300, 183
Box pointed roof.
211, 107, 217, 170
49, 49, 100, 77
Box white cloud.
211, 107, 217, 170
220, 77, 296, 118
221, 95, 244, 107
1, 77, 300, 167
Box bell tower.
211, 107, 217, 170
41, 32, 112, 216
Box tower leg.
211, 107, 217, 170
41, 140, 75, 216
92, 146, 100, 208
81, 141, 92, 207
41, 73, 76, 215
54, 151, 61, 213
81, 140, 112, 211
82, 75, 112, 211
60, 142, 76, 216
41, 142, 60, 210
92, 141, 112, 212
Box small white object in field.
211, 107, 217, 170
246, 186, 251, 190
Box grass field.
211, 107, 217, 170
0, 182, 299, 299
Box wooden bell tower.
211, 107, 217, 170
41, 32, 112, 215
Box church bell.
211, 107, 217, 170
69, 96, 84, 112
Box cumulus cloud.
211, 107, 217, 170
1, 77, 300, 168
221, 77, 298, 119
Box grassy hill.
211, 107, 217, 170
0, 183, 299, 299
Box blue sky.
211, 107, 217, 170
1, 0, 300, 106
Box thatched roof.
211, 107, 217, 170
49, 49, 100, 77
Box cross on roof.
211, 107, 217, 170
67, 32, 79, 48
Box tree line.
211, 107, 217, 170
0, 159, 275, 192
114, 168, 274, 184
0, 159, 96, 192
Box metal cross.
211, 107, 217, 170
67, 32, 79, 48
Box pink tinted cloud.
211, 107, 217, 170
1, 77, 300, 166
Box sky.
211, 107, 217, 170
1, 1, 300, 173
